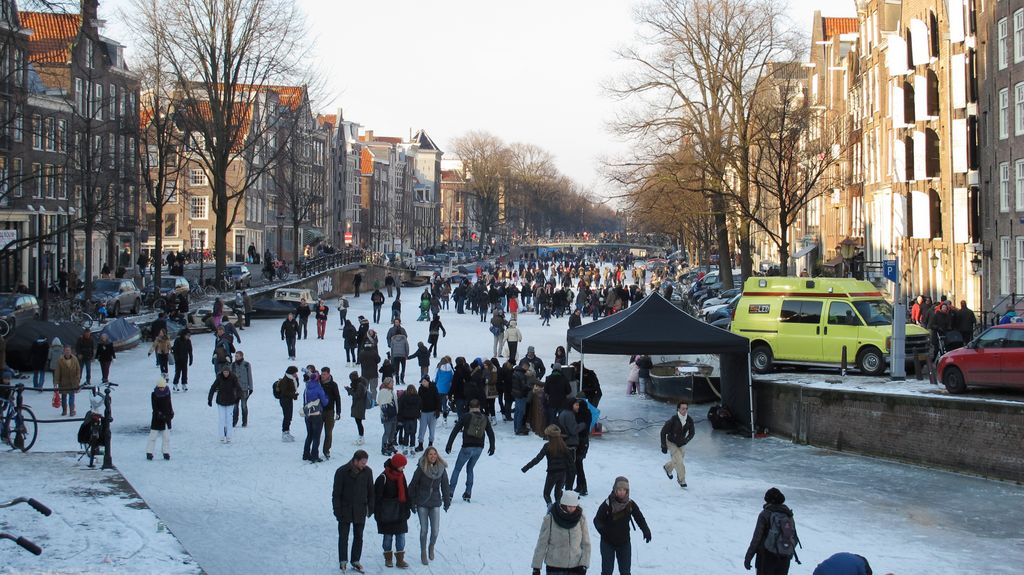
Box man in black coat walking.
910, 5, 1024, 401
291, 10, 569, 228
334, 450, 375, 572
281, 313, 300, 360
660, 401, 694, 488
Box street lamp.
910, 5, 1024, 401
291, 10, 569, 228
838, 237, 857, 278
276, 212, 285, 264
930, 251, 940, 270
970, 253, 983, 275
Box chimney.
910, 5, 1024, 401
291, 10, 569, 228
82, 0, 99, 26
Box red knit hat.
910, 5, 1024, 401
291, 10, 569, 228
390, 453, 408, 469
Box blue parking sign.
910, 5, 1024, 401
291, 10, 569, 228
883, 259, 899, 283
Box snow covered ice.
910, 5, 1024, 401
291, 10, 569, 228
5, 286, 1024, 574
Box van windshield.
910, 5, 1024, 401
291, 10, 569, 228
852, 300, 894, 326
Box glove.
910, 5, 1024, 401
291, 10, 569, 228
744, 560, 752, 570
208, 401, 212, 407
661, 447, 667, 454
521, 467, 527, 473
336, 413, 341, 420
445, 447, 452, 455
533, 569, 541, 575
410, 506, 418, 514
488, 448, 495, 456
443, 503, 450, 512
643, 532, 651, 543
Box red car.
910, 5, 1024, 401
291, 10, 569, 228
938, 324, 1024, 393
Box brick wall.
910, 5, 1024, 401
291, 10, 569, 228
755, 380, 1024, 482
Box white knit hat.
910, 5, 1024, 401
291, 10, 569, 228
559, 491, 580, 507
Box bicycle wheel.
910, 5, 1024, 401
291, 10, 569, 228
153, 297, 168, 312
13, 405, 38, 452
0, 319, 9, 338
72, 311, 94, 331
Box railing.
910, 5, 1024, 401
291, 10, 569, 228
293, 247, 366, 278
982, 292, 1020, 327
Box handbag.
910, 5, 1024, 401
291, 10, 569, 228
302, 398, 322, 418
377, 498, 401, 523
52, 390, 61, 409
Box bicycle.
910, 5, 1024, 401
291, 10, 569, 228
0, 497, 52, 555
0, 384, 38, 452
79, 382, 117, 468
69, 301, 95, 330
189, 281, 210, 302
0, 318, 9, 338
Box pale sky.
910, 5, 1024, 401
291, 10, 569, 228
98, 0, 856, 199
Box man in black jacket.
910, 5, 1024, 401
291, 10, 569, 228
744, 487, 799, 574
170, 332, 192, 392
543, 365, 571, 427
593, 476, 651, 575
511, 361, 532, 435
321, 367, 343, 460
281, 313, 299, 360
333, 450, 375, 572
660, 401, 694, 488
445, 399, 495, 503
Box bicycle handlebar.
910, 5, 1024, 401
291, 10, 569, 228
27, 499, 51, 517
16, 536, 42, 555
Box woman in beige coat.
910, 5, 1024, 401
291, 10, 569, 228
531, 490, 591, 575
55, 345, 82, 416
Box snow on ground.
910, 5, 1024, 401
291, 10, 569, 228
0, 452, 200, 574
8, 279, 1024, 574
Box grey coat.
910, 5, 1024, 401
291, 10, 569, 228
231, 360, 253, 392
332, 462, 375, 524
389, 334, 410, 359
558, 408, 585, 448
408, 462, 452, 509
347, 376, 368, 420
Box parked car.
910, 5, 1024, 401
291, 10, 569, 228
937, 324, 1024, 394
142, 275, 190, 304
704, 292, 741, 323
78, 279, 143, 317
701, 288, 742, 311
224, 264, 252, 289
415, 263, 442, 278
0, 293, 39, 332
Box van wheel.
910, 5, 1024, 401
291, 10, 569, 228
943, 367, 967, 394
751, 345, 774, 374
857, 347, 885, 376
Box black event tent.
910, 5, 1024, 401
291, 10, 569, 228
567, 291, 754, 435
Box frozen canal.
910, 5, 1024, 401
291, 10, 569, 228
9, 284, 1024, 574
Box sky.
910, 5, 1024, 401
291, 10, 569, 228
96, 0, 857, 200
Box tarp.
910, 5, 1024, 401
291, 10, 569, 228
98, 318, 141, 351
4, 320, 84, 371
567, 292, 754, 435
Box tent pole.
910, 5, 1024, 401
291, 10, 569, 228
580, 344, 584, 399
747, 345, 755, 438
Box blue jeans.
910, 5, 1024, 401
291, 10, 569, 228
33, 370, 45, 389
81, 360, 92, 384
601, 539, 632, 575
449, 446, 483, 496
514, 397, 527, 433
382, 533, 405, 552
60, 391, 76, 411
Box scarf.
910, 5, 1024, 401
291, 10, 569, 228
421, 460, 447, 481
609, 493, 632, 516
550, 502, 582, 530
384, 464, 407, 503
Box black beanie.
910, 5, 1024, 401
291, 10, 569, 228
764, 487, 785, 505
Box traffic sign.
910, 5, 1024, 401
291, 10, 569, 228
883, 259, 899, 283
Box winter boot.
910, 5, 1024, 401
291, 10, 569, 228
163, 453, 171, 460
415, 442, 424, 452
61, 407, 67, 416
70, 408, 76, 417
462, 492, 471, 503
428, 544, 435, 561
351, 562, 364, 573
283, 432, 290, 442
146, 453, 154, 460
384, 551, 394, 568
339, 561, 347, 571
421, 548, 429, 565
395, 551, 409, 568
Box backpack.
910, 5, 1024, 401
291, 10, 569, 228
465, 412, 487, 440
273, 379, 281, 399
763, 511, 798, 558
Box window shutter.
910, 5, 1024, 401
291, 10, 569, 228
952, 119, 968, 174
948, 0, 965, 44
910, 19, 930, 65
894, 193, 908, 237
953, 187, 969, 243
891, 83, 905, 126
911, 190, 930, 238
887, 35, 910, 76
950, 53, 966, 110
913, 130, 927, 181
914, 75, 928, 121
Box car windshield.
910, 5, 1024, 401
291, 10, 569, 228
0, 294, 17, 308
852, 300, 894, 326
160, 278, 177, 288
93, 280, 121, 292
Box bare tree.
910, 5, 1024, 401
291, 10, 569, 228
270, 99, 321, 266
144, 0, 310, 281
451, 131, 511, 249
609, 0, 797, 287
507, 143, 558, 236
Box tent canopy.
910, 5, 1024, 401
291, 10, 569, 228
567, 291, 754, 435
567, 291, 749, 354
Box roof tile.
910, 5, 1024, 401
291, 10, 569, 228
22, 12, 82, 64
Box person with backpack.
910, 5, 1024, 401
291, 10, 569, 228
281, 313, 300, 360
346, 371, 368, 445
302, 371, 329, 462
557, 399, 587, 493
371, 289, 385, 323
337, 295, 350, 330
208, 365, 243, 443
408, 446, 452, 565
276, 366, 300, 442
358, 341, 380, 408
374, 453, 412, 568
333, 449, 374, 573
315, 299, 330, 339
146, 378, 174, 461
593, 476, 651, 575
445, 398, 495, 503
378, 377, 399, 456
343, 320, 359, 365
530, 490, 591, 575
171, 331, 193, 392
389, 331, 410, 385
231, 351, 253, 427
434, 356, 454, 426
521, 424, 574, 506
744, 487, 800, 574
660, 401, 694, 488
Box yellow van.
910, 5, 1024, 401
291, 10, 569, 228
731, 277, 931, 375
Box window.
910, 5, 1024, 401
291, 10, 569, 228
57, 120, 66, 152
999, 18, 1009, 70
43, 117, 54, 151
1016, 83, 1024, 136
828, 301, 863, 326
1016, 10, 1024, 63
12, 108, 22, 142
189, 168, 207, 186
190, 195, 208, 219
1001, 162, 1011, 212
1000, 88, 1009, 139
109, 84, 116, 118
31, 115, 40, 149
44, 165, 54, 198
1001, 236, 1012, 294
190, 228, 208, 249
95, 84, 103, 120
163, 213, 177, 237
1018, 237, 1024, 295
57, 167, 66, 199
166, 182, 177, 203
31, 163, 40, 198
85, 38, 94, 68
12, 158, 21, 197
74, 78, 84, 112
779, 300, 823, 324
1017, 161, 1024, 212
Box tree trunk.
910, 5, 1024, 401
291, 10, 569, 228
292, 218, 301, 270
153, 202, 164, 290
778, 209, 790, 276
738, 219, 753, 279
83, 221, 94, 301
713, 195, 734, 290
214, 181, 229, 286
